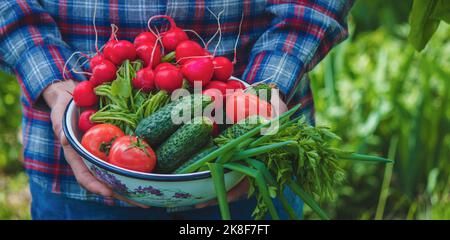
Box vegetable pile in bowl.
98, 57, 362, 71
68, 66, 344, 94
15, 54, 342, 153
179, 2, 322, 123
63, 16, 392, 219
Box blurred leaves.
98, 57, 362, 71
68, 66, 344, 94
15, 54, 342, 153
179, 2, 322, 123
351, 1, 412, 36
0, 172, 30, 220
0, 71, 22, 173
408, 0, 450, 51
0, 70, 27, 220
310, 20, 450, 219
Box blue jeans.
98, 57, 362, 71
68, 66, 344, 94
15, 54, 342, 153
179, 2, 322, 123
30, 179, 302, 220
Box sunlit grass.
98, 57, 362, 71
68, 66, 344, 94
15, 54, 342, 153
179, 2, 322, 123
0, 172, 31, 220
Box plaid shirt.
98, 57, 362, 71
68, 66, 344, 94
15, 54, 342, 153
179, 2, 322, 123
0, 0, 353, 206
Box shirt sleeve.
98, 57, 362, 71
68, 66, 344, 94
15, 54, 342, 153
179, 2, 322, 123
242, 0, 354, 99
0, 0, 86, 105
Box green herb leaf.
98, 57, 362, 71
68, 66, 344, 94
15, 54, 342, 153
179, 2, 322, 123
111, 61, 132, 98
407, 0, 442, 51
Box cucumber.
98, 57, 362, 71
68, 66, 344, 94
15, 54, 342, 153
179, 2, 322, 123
135, 94, 212, 146
172, 146, 218, 174
219, 115, 268, 139
156, 117, 214, 173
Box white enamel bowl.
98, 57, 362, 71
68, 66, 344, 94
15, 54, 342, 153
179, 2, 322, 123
63, 89, 245, 207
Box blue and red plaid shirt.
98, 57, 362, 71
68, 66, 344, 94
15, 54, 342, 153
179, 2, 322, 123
0, 0, 353, 206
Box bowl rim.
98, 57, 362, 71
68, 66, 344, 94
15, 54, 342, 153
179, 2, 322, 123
63, 78, 247, 182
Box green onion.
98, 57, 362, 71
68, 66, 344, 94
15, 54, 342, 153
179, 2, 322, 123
208, 163, 231, 220
278, 189, 300, 220
339, 153, 393, 163
288, 180, 329, 220
224, 163, 280, 220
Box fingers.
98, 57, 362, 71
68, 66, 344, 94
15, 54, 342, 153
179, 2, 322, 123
50, 93, 113, 198
196, 178, 250, 209
113, 193, 150, 209
50, 97, 70, 137
60, 135, 114, 197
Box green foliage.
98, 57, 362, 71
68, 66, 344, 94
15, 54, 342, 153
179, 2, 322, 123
0, 71, 22, 173
0, 172, 30, 220
408, 0, 450, 51
309, 22, 450, 219
0, 71, 28, 219
351, 1, 412, 35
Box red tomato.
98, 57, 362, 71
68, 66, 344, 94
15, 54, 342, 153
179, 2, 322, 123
81, 124, 125, 161
109, 136, 157, 173
202, 88, 223, 102
202, 88, 224, 109
225, 90, 273, 123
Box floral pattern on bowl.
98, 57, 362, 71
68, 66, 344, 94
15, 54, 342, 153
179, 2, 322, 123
90, 164, 203, 202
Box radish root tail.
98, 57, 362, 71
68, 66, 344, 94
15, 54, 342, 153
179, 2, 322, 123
233, 13, 244, 64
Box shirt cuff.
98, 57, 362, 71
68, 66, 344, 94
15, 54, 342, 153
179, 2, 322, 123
14, 45, 86, 105
242, 51, 305, 97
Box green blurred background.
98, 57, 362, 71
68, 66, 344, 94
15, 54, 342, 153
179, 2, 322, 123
0, 1, 449, 219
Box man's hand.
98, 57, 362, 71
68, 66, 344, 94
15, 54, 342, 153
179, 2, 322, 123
43, 80, 148, 208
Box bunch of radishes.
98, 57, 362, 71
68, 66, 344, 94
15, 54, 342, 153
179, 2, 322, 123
73, 15, 244, 111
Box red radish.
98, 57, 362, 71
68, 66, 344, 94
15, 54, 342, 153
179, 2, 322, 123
78, 109, 98, 132
202, 49, 212, 56
103, 39, 118, 62
212, 56, 233, 81
106, 40, 136, 65
136, 42, 161, 68
73, 81, 98, 107
89, 54, 106, 70
175, 40, 204, 64
226, 79, 246, 90
161, 28, 189, 52
134, 32, 158, 48
90, 60, 117, 86
132, 67, 155, 92
155, 62, 178, 72
149, 15, 189, 52
181, 58, 214, 86
205, 80, 228, 95
154, 68, 184, 92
